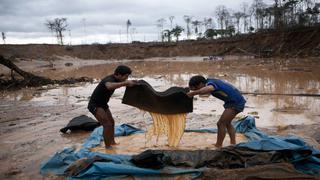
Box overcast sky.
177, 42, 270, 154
0, 0, 273, 45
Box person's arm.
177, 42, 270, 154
105, 80, 136, 90
187, 85, 214, 97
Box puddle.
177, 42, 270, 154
0, 58, 319, 179
1, 60, 319, 128
91, 132, 247, 155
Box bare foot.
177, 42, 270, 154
104, 145, 117, 154
111, 141, 119, 145
214, 144, 222, 148
105, 145, 113, 150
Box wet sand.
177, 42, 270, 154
0, 56, 320, 179
91, 132, 247, 155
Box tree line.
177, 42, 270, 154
157, 0, 319, 42
41, 0, 319, 45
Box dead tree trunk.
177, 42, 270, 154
0, 55, 92, 89
0, 55, 53, 85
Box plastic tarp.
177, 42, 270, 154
40, 124, 201, 179
234, 116, 320, 175
40, 116, 320, 178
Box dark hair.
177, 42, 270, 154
189, 75, 206, 87
114, 65, 132, 75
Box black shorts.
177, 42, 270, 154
223, 102, 245, 113
87, 103, 108, 115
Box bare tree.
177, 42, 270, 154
156, 18, 166, 42
233, 12, 244, 33
310, 2, 320, 25
265, 6, 274, 29
126, 19, 132, 43
82, 18, 87, 44
183, 15, 193, 39
241, 2, 249, 33
46, 21, 55, 43
45, 18, 68, 45
203, 18, 213, 30
224, 10, 232, 30
169, 16, 175, 29
130, 27, 136, 42
1, 32, 5, 44
191, 20, 202, 36
163, 29, 172, 42
271, 0, 281, 29
251, 0, 267, 30
215, 5, 229, 30
249, 5, 255, 30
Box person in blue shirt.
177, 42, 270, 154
187, 75, 246, 148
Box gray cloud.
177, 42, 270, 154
0, 0, 273, 44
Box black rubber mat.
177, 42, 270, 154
60, 115, 101, 133
122, 80, 193, 114
131, 147, 299, 169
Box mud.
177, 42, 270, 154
1, 27, 319, 60
91, 132, 247, 155
0, 56, 319, 179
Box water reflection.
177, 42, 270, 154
1, 60, 319, 128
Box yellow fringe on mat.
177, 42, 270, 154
146, 112, 187, 147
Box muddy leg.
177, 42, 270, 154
215, 108, 237, 148
226, 110, 237, 145
105, 108, 117, 145
94, 107, 116, 148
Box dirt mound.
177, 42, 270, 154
0, 26, 319, 60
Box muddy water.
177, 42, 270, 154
15, 59, 319, 127
0, 57, 319, 179
91, 132, 247, 155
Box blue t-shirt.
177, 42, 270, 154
206, 78, 246, 105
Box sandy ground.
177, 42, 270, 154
0, 56, 320, 179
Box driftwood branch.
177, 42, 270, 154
0, 55, 93, 89
212, 46, 236, 56
1, 55, 36, 79
236, 48, 259, 57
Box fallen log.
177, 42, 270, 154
0, 55, 93, 90
236, 47, 259, 57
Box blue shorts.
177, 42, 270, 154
224, 102, 245, 113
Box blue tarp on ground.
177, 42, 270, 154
234, 116, 320, 175
40, 116, 320, 178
